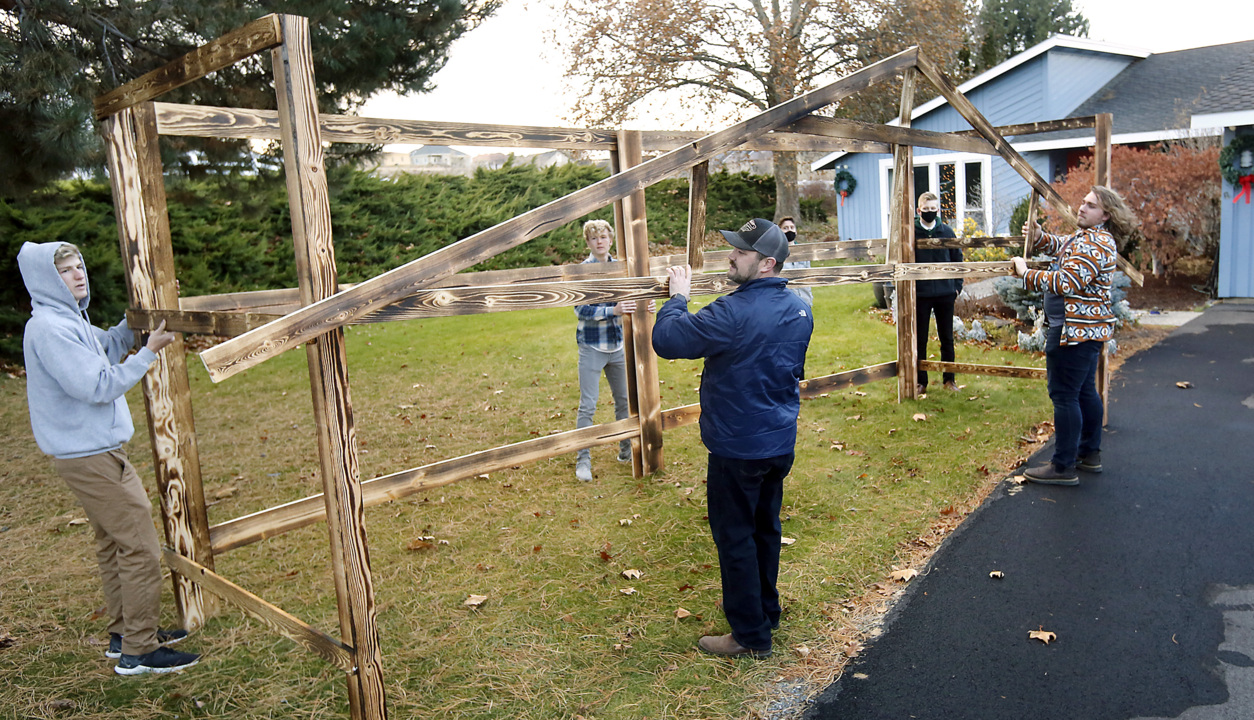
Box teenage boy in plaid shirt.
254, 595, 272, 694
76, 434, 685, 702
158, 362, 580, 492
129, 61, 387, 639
573, 220, 653, 481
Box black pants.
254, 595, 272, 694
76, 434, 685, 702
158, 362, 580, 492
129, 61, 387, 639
706, 452, 793, 652
916, 294, 957, 388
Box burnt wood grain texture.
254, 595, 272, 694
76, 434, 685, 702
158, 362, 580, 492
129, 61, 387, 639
919, 360, 1045, 380
1095, 112, 1113, 423
103, 104, 215, 630
163, 550, 356, 672
1024, 191, 1039, 258
893, 68, 919, 401
687, 162, 709, 271
198, 46, 920, 383
953, 116, 1096, 138
271, 17, 385, 719
210, 418, 639, 553
618, 130, 664, 476
95, 16, 282, 120
787, 116, 996, 155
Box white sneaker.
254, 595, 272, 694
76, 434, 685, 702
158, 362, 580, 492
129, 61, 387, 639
575, 457, 593, 482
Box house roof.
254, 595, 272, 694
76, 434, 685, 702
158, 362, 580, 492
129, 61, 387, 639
411, 145, 468, 157
812, 36, 1254, 170
1031, 38, 1254, 142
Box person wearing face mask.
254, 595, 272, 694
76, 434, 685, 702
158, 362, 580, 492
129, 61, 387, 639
778, 216, 813, 309
913, 192, 963, 394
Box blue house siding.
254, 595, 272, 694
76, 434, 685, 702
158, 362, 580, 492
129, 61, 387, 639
1043, 50, 1137, 118
1218, 129, 1254, 298
826, 41, 1140, 243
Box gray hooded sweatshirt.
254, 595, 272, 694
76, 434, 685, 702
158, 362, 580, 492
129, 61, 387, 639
17, 242, 158, 459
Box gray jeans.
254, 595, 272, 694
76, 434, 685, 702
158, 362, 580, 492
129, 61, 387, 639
577, 344, 631, 462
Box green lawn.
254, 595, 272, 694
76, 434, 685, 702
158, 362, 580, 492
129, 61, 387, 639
0, 282, 1050, 720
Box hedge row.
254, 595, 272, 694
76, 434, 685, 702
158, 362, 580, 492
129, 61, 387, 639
1, 162, 777, 361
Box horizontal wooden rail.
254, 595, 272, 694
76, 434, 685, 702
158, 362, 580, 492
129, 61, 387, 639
953, 116, 1097, 138
95, 16, 283, 120
788, 116, 996, 155
916, 235, 1025, 250
210, 418, 639, 552
197, 47, 921, 383
154, 102, 895, 153
920, 360, 1045, 380
162, 549, 356, 673
658, 362, 898, 432
134, 261, 1039, 334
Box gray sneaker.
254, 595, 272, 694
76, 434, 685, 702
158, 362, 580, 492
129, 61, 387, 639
575, 457, 593, 482
617, 443, 632, 463
115, 646, 199, 675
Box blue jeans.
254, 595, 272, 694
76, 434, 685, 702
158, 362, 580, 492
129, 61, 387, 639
576, 344, 630, 462
706, 452, 793, 652
1045, 339, 1103, 469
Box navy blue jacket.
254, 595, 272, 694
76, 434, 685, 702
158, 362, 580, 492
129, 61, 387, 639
652, 276, 813, 459
914, 218, 964, 298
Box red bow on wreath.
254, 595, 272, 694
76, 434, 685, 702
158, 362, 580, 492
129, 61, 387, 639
1235, 175, 1253, 204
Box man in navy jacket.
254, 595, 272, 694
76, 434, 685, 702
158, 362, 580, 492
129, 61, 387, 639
653, 218, 813, 658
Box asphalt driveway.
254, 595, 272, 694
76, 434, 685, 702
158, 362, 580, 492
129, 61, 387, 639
803, 302, 1254, 720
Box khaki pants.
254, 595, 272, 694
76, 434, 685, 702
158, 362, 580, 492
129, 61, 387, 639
55, 448, 162, 656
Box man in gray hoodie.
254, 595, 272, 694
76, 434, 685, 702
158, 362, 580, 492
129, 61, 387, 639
18, 241, 199, 675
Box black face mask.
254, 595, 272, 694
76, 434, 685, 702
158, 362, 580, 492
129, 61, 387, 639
920, 211, 938, 223
784, 230, 797, 243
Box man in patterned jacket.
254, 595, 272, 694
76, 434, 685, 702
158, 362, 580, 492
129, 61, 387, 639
1011, 186, 1138, 485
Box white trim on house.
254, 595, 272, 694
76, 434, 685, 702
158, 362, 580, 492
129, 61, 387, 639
1192, 110, 1254, 129
812, 35, 1152, 172
877, 152, 992, 238
1010, 127, 1224, 153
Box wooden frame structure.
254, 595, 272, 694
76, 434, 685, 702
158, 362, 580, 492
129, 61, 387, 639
96, 15, 1137, 719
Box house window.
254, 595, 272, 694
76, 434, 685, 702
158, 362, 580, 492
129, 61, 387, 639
880, 155, 991, 236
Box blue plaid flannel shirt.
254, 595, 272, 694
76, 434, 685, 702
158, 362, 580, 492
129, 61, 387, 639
574, 254, 623, 352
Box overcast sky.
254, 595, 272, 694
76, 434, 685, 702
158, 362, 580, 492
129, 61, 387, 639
359, 0, 1254, 153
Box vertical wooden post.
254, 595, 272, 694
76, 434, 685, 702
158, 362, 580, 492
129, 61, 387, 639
1094, 112, 1113, 424
687, 162, 709, 271
102, 103, 215, 630
616, 130, 664, 475
1023, 192, 1039, 258
892, 69, 919, 400
272, 15, 386, 720
609, 148, 642, 474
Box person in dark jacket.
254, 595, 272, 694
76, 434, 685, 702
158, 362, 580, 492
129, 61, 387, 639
913, 192, 964, 393
652, 218, 813, 658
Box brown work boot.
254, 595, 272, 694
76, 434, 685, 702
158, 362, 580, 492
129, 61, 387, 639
943, 380, 960, 391
697, 633, 771, 658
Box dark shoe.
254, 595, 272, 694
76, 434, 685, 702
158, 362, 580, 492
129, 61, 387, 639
617, 444, 632, 463
697, 633, 771, 658
106, 629, 188, 659
1024, 463, 1079, 486
943, 381, 960, 392
917, 384, 927, 396
115, 646, 199, 675
1077, 452, 1102, 473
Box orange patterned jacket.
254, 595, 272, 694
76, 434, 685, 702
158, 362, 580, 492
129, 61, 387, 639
1021, 225, 1117, 346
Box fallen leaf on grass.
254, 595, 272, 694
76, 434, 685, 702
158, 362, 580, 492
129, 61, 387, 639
67, 518, 89, 526
405, 539, 435, 551
1176, 381, 1193, 389
622, 569, 642, 580
793, 645, 811, 658
620, 587, 637, 595
781, 537, 797, 546
0, 632, 16, 649
989, 571, 1005, 579
675, 607, 693, 619
211, 485, 237, 500
464, 594, 488, 608
890, 568, 918, 582
912, 413, 927, 422
1029, 627, 1056, 644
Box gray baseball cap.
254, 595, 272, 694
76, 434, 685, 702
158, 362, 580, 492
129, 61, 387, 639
718, 218, 790, 263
